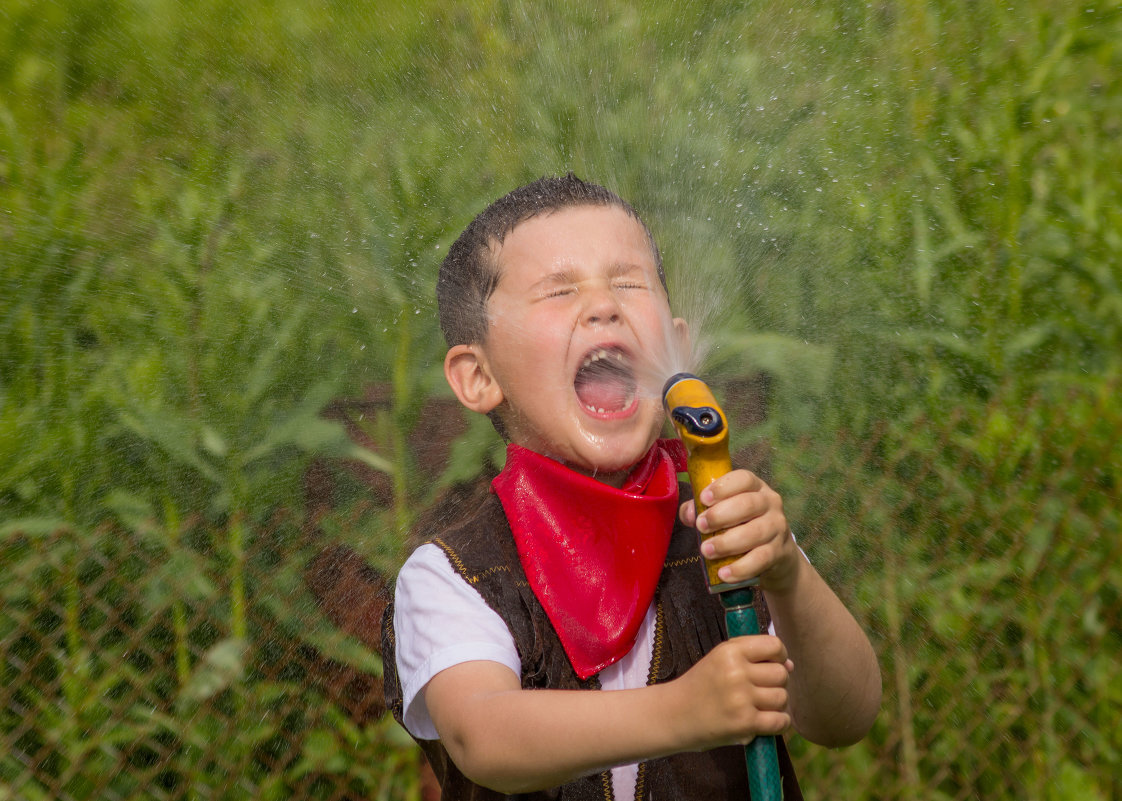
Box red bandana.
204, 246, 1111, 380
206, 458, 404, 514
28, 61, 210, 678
491, 439, 687, 679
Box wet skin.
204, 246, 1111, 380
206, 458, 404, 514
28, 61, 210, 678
444, 204, 687, 487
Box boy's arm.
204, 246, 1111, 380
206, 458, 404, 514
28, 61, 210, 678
424, 634, 793, 795
688, 470, 882, 748
762, 555, 882, 746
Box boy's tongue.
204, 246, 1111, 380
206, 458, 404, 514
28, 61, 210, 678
575, 356, 636, 413
576, 378, 630, 412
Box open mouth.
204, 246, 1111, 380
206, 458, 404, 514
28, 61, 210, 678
574, 346, 639, 417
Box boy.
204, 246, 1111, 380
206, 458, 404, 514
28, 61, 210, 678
382, 174, 880, 800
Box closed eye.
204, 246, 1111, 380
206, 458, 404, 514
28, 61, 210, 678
544, 286, 576, 298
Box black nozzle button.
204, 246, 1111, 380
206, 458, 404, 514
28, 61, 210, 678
670, 406, 725, 436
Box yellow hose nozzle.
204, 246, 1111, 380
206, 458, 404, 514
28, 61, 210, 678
664, 373, 783, 798
663, 373, 759, 593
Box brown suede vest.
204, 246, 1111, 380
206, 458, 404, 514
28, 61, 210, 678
382, 489, 802, 801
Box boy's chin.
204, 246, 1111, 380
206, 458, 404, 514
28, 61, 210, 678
567, 434, 662, 480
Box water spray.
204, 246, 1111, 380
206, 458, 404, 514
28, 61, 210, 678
662, 372, 783, 801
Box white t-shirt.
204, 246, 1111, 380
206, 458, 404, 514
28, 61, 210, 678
393, 542, 657, 799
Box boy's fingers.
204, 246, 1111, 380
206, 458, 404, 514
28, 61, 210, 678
747, 710, 793, 739
752, 686, 790, 712
724, 633, 789, 666
700, 509, 786, 558
678, 499, 697, 526
696, 490, 773, 534
706, 524, 794, 585
716, 546, 777, 586
697, 469, 763, 506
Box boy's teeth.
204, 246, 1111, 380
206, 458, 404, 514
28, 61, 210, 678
575, 347, 636, 414
582, 348, 624, 368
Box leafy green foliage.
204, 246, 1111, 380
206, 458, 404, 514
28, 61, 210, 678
779, 377, 1120, 799
2, 0, 1120, 798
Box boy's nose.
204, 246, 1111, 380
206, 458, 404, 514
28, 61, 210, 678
581, 287, 622, 326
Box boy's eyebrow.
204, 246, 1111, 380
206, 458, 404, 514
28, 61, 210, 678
534, 269, 580, 287
527, 268, 596, 293
606, 262, 646, 278
532, 263, 646, 287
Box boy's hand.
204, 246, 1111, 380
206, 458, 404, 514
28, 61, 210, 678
667, 634, 793, 749
679, 469, 801, 593
680, 469, 884, 749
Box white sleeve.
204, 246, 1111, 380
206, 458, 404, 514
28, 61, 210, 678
393, 543, 522, 740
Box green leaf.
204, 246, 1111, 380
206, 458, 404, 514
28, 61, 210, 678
344, 441, 395, 475
143, 548, 220, 610
1003, 323, 1054, 363
119, 408, 221, 484
241, 302, 312, 410
178, 637, 247, 706
102, 489, 156, 534
289, 729, 349, 777
0, 516, 69, 539
1051, 758, 1106, 801
200, 424, 229, 458
241, 414, 345, 464
913, 204, 935, 307
718, 333, 834, 396
438, 411, 503, 489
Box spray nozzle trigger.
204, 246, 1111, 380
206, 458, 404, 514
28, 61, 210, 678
670, 405, 725, 437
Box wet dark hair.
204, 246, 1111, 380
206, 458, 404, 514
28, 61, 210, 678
437, 172, 665, 347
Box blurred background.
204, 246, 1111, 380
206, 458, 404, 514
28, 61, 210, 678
1, 0, 1119, 799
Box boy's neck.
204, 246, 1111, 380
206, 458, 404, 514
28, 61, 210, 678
574, 465, 629, 489
518, 448, 629, 488
505, 440, 652, 490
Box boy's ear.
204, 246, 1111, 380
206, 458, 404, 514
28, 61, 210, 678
671, 316, 691, 351
444, 344, 504, 414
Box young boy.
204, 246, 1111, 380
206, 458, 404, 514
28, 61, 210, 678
382, 174, 881, 800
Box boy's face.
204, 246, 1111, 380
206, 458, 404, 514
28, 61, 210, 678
476, 204, 686, 485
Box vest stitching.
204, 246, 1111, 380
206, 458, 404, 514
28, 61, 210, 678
647, 598, 667, 684
600, 768, 615, 801
632, 763, 646, 801
434, 537, 530, 586
466, 563, 511, 582
664, 554, 701, 569
432, 536, 466, 574
630, 582, 669, 801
